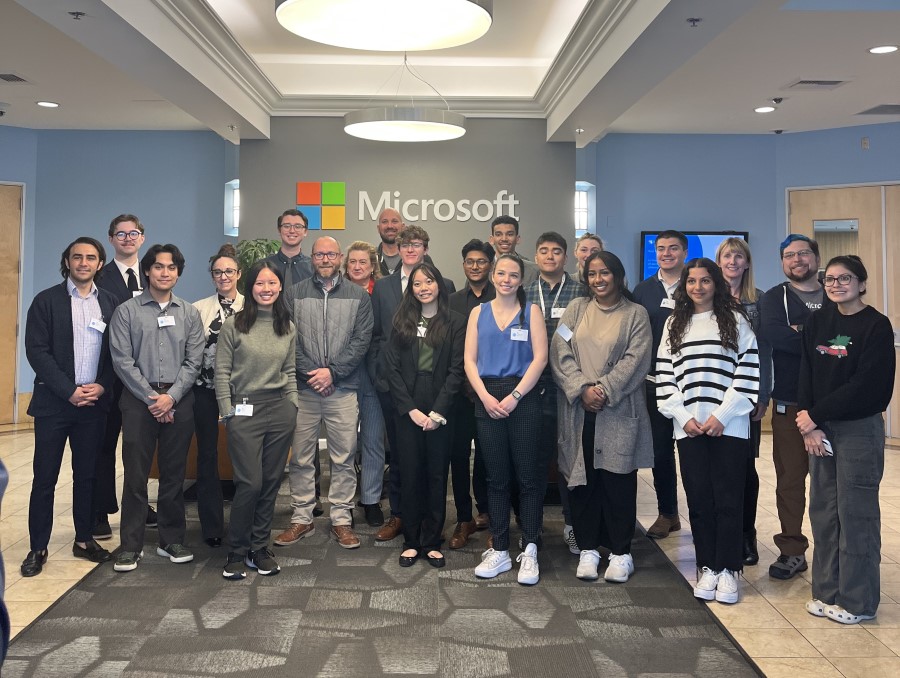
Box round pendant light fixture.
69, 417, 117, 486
344, 107, 466, 142
275, 0, 493, 52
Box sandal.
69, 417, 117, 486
805, 599, 827, 617
825, 604, 876, 625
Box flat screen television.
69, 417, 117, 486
640, 231, 749, 280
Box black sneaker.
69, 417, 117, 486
93, 518, 113, 541
222, 552, 246, 580
312, 500, 324, 518
769, 554, 808, 580
246, 548, 280, 576
362, 503, 385, 527
146, 505, 158, 528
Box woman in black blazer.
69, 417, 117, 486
384, 262, 466, 568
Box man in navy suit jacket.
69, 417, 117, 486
21, 237, 118, 577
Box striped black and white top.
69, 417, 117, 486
656, 310, 759, 440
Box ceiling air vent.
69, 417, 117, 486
0, 73, 29, 83
784, 79, 847, 91
857, 104, 900, 115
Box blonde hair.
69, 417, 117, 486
576, 232, 604, 250
715, 237, 757, 303
344, 240, 381, 281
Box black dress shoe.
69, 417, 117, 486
399, 552, 419, 567
426, 553, 446, 569
73, 540, 112, 563
93, 518, 113, 541
312, 500, 324, 518
743, 529, 759, 566
21, 550, 48, 577
146, 505, 158, 527
362, 503, 385, 527
205, 537, 223, 548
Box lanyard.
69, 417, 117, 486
537, 274, 565, 317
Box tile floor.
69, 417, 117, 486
2, 424, 900, 676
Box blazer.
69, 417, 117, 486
193, 292, 245, 338
96, 261, 148, 306
383, 310, 467, 419
25, 281, 118, 417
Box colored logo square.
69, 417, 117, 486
322, 206, 345, 230
296, 182, 321, 206
300, 205, 322, 230
322, 182, 345, 206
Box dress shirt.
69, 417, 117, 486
109, 289, 204, 405
657, 269, 679, 298
112, 259, 143, 291
449, 282, 495, 319
68, 278, 104, 385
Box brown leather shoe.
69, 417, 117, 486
646, 513, 681, 539
449, 520, 477, 549
375, 516, 402, 542
474, 513, 489, 530
331, 525, 361, 549
273, 522, 315, 546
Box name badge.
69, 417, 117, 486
235, 403, 254, 417
551, 307, 565, 319
556, 323, 573, 342
417, 325, 427, 338
132, 290, 142, 298
660, 298, 675, 309
511, 328, 529, 342
89, 318, 107, 333
157, 315, 176, 328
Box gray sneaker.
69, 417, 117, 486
113, 550, 143, 572
156, 543, 194, 564
768, 554, 807, 580
246, 548, 280, 576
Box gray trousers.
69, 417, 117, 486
226, 396, 297, 554
810, 414, 884, 617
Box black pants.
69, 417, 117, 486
377, 389, 402, 517
475, 377, 544, 551
646, 381, 677, 515
539, 378, 571, 521
677, 434, 747, 572
449, 393, 488, 522
29, 406, 107, 549
396, 374, 451, 552
93, 378, 124, 517
119, 388, 194, 552
743, 418, 761, 532
191, 386, 225, 540
569, 412, 637, 555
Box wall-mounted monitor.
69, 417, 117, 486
640, 231, 750, 280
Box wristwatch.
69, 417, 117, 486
511, 390, 522, 400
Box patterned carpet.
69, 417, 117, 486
5, 479, 758, 677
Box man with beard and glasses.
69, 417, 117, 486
759, 234, 831, 581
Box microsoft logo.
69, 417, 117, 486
296, 181, 346, 230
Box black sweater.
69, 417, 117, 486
798, 304, 895, 424
632, 275, 671, 378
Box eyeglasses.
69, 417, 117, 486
113, 230, 142, 241
782, 249, 814, 260
464, 258, 490, 267
212, 268, 238, 278
823, 273, 858, 286
312, 252, 340, 261
281, 223, 307, 231
400, 242, 425, 250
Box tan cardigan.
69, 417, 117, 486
550, 297, 653, 487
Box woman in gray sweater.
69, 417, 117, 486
215, 260, 298, 580
550, 251, 653, 583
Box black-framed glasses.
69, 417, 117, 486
782, 249, 814, 260
212, 268, 238, 278
280, 223, 307, 231
823, 273, 858, 286
464, 258, 490, 267
312, 252, 340, 261
113, 230, 142, 241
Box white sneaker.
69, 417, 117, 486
563, 525, 581, 555
576, 550, 600, 580
516, 543, 539, 585
715, 568, 739, 604
604, 553, 634, 583
474, 548, 512, 579
693, 567, 719, 601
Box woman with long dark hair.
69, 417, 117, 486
215, 260, 298, 580
798, 255, 894, 624
383, 262, 465, 566
465, 254, 548, 585
192, 244, 244, 548
656, 257, 759, 604
715, 238, 772, 566
551, 251, 653, 583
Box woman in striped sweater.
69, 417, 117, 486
656, 257, 759, 605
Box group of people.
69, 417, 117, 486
20, 210, 893, 622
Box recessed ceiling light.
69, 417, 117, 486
869, 45, 898, 54
36, 101, 59, 108
755, 106, 776, 113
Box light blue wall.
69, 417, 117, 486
5, 128, 237, 392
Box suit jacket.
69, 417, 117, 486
383, 311, 467, 419
96, 261, 147, 306
25, 281, 118, 417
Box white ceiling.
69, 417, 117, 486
1, 0, 899, 147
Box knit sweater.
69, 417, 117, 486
656, 311, 759, 440
214, 309, 298, 417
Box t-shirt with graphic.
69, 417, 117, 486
793, 287, 824, 312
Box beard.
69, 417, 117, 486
786, 266, 817, 283
380, 233, 397, 245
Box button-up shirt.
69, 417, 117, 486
264, 250, 313, 290
449, 281, 496, 320
68, 278, 103, 385
526, 274, 581, 380
109, 289, 204, 405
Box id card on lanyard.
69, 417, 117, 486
538, 275, 566, 320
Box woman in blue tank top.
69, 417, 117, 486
464, 254, 548, 585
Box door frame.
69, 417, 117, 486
0, 181, 26, 423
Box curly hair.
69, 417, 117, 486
667, 258, 746, 355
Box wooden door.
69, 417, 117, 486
0, 184, 22, 424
